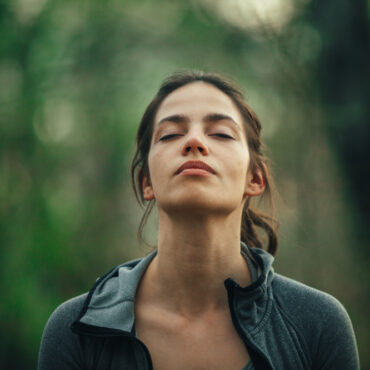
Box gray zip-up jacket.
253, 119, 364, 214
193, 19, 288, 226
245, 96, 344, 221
38, 245, 360, 369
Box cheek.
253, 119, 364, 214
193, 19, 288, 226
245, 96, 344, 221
147, 152, 157, 183
227, 148, 250, 175
147, 150, 166, 190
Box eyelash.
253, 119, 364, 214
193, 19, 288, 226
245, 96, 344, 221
159, 133, 234, 141
212, 133, 234, 139
159, 134, 182, 141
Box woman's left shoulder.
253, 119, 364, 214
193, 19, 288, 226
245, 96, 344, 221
271, 272, 349, 318
270, 273, 359, 369
271, 272, 355, 333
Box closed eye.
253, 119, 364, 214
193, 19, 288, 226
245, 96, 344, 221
159, 134, 183, 141
211, 133, 234, 139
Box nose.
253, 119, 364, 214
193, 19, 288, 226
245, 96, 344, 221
181, 133, 209, 156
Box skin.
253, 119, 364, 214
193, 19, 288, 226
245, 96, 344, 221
135, 81, 265, 369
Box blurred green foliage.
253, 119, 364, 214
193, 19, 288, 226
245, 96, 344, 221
0, 0, 368, 368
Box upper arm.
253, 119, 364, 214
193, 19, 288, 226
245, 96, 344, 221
38, 295, 87, 370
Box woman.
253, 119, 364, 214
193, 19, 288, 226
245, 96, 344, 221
38, 71, 359, 370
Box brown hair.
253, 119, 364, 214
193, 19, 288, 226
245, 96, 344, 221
131, 70, 279, 256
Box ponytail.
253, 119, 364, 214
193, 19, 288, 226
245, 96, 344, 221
242, 206, 278, 256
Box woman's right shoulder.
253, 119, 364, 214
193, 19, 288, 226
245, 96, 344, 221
38, 293, 88, 370
47, 293, 88, 327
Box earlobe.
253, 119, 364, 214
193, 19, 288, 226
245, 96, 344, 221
244, 169, 265, 197
142, 175, 155, 201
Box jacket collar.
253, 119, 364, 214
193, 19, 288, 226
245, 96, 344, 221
225, 245, 275, 334
72, 244, 274, 336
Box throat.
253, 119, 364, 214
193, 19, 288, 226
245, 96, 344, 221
138, 211, 254, 316
136, 244, 252, 317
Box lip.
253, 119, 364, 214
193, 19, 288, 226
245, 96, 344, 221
174, 160, 216, 175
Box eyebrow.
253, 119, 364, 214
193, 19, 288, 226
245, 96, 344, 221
157, 113, 241, 130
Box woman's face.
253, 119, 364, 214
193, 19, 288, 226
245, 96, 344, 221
142, 81, 263, 216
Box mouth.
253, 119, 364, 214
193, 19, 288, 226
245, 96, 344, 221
174, 160, 216, 175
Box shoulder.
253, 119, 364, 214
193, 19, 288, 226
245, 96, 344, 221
272, 273, 348, 318
271, 273, 359, 369
38, 294, 88, 370
48, 293, 87, 324
43, 293, 87, 335
271, 273, 353, 333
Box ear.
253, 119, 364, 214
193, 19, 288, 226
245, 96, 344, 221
244, 168, 265, 197
142, 174, 155, 201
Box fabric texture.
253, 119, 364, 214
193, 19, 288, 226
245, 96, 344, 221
38, 244, 360, 370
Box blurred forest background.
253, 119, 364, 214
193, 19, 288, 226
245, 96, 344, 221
0, 0, 369, 368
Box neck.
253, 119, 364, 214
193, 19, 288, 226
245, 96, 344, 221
139, 210, 252, 317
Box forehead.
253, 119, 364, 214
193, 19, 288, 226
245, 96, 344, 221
154, 81, 243, 125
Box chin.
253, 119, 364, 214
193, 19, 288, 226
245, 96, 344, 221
158, 194, 239, 217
